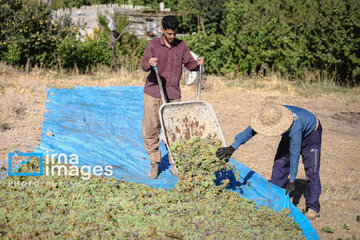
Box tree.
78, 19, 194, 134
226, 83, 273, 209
0, 0, 78, 72
105, 14, 129, 71
98, 13, 129, 71
1, 0, 52, 72
179, 0, 227, 35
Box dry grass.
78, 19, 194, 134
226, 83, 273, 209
2, 62, 359, 97
33, 64, 147, 88
206, 71, 360, 99
0, 79, 29, 131
322, 171, 360, 202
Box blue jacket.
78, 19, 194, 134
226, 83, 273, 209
231, 105, 317, 182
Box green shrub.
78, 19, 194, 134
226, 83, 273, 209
305, 0, 360, 85
1, 0, 358, 85
182, 0, 360, 85
180, 33, 228, 74
53, 32, 147, 72
0, 0, 77, 69
55, 37, 111, 72
117, 33, 148, 70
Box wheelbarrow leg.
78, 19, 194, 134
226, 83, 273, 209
163, 142, 179, 177
165, 151, 178, 177
170, 165, 179, 177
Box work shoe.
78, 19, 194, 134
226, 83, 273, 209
148, 162, 159, 179
169, 164, 179, 177
305, 208, 320, 220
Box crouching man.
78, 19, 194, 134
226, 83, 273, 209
216, 104, 322, 220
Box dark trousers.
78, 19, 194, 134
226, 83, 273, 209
270, 123, 322, 212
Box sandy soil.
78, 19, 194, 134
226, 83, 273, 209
0, 70, 359, 239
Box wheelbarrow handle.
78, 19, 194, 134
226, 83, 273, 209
197, 65, 203, 101
153, 66, 167, 105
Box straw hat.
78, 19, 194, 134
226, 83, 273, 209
251, 104, 294, 136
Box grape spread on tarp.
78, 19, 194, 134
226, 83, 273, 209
3, 86, 319, 239
1, 141, 304, 239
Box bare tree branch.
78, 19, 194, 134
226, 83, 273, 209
114, 24, 129, 41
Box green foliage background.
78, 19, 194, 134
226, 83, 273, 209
0, 0, 147, 73
1, 0, 359, 85
181, 0, 360, 85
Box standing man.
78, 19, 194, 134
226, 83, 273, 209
141, 16, 204, 179
216, 104, 322, 220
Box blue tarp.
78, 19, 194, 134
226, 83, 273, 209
24, 86, 318, 239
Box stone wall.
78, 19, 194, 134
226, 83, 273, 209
52, 3, 171, 39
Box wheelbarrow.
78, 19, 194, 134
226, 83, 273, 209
153, 65, 226, 166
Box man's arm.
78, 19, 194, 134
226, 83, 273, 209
216, 126, 257, 160
288, 130, 302, 182
231, 126, 257, 149
182, 43, 200, 71
141, 41, 154, 72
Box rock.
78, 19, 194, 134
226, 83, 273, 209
45, 131, 54, 136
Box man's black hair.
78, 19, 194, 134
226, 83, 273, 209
162, 16, 179, 30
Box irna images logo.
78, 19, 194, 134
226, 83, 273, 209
7, 151, 113, 180
8, 150, 43, 176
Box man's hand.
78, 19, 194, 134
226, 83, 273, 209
216, 146, 235, 161
285, 181, 296, 195
149, 58, 158, 67
197, 57, 205, 66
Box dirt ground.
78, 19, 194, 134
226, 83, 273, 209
0, 69, 359, 239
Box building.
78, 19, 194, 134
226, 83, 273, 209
52, 2, 199, 39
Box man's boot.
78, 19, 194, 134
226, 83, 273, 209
148, 162, 159, 179
148, 151, 161, 179
305, 208, 320, 220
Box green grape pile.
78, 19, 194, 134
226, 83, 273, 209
170, 137, 233, 196
0, 138, 304, 239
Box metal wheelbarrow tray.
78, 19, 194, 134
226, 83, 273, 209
154, 66, 226, 165
160, 101, 225, 146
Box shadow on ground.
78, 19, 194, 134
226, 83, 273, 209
290, 179, 308, 208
